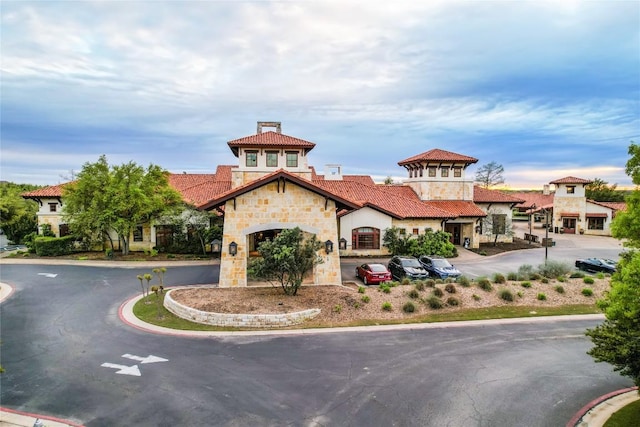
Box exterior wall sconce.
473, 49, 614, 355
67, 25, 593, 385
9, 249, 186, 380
229, 241, 238, 256
338, 237, 347, 250
325, 240, 333, 254
211, 239, 221, 253
475, 225, 481, 234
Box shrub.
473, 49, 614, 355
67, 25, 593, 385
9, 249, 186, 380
435, 279, 445, 285
433, 287, 444, 297
477, 278, 493, 292
581, 288, 594, 297
583, 276, 595, 284
555, 285, 565, 294
493, 273, 506, 284
333, 305, 342, 313
537, 260, 572, 278
425, 279, 436, 288
358, 286, 366, 294
521, 281, 532, 288
426, 296, 444, 309
557, 276, 566, 283
444, 283, 456, 294
361, 295, 371, 303
379, 284, 391, 293
498, 289, 514, 302
446, 297, 460, 306
507, 272, 518, 281
402, 301, 416, 313
414, 281, 425, 291
517, 291, 524, 298
472, 294, 481, 301
596, 272, 605, 279
480, 250, 487, 256
389, 281, 400, 287
33, 236, 75, 257
457, 276, 471, 287
530, 272, 542, 280
167, 254, 176, 259
570, 271, 585, 278
541, 277, 549, 284
382, 302, 392, 311
517, 264, 534, 280
537, 293, 547, 301
401, 278, 411, 286
408, 289, 420, 299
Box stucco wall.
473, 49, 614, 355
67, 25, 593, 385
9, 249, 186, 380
476, 204, 515, 243
219, 181, 341, 287
338, 207, 392, 256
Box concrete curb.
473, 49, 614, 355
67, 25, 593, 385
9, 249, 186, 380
567, 386, 639, 427
0, 407, 84, 427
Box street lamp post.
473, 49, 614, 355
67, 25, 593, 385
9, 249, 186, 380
544, 208, 549, 264
529, 203, 536, 245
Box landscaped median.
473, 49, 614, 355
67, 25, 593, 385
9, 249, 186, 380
164, 287, 320, 328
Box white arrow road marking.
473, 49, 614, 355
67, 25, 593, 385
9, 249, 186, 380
121, 354, 169, 364
101, 363, 141, 376
37, 273, 58, 278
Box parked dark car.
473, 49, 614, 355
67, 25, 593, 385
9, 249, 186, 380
388, 256, 429, 281
418, 255, 462, 279
355, 263, 392, 285
575, 258, 617, 274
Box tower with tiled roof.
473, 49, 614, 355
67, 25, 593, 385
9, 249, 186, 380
397, 149, 478, 201
550, 176, 592, 234
227, 122, 315, 188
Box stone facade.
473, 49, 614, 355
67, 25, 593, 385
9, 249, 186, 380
218, 181, 341, 287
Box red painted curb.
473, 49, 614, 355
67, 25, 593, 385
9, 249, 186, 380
566, 386, 639, 427
0, 406, 85, 427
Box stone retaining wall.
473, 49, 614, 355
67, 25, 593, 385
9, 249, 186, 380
164, 288, 321, 328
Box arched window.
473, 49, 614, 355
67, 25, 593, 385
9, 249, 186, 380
352, 227, 380, 250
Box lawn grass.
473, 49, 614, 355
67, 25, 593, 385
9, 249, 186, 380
133, 294, 600, 331
604, 398, 640, 427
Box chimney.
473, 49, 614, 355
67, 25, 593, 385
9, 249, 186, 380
257, 121, 282, 134
324, 164, 343, 181
543, 184, 550, 195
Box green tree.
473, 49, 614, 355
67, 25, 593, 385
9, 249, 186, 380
586, 142, 640, 390
0, 182, 40, 243
475, 161, 505, 189
383, 227, 456, 257
248, 227, 323, 296
63, 155, 182, 255
585, 178, 625, 202
382, 227, 417, 256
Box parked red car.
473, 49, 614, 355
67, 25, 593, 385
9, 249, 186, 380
356, 263, 392, 285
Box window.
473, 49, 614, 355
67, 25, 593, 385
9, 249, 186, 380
266, 151, 278, 167
133, 225, 143, 242
492, 214, 506, 234
49, 203, 57, 212
59, 224, 69, 237
412, 228, 419, 235
428, 167, 436, 177
399, 228, 406, 235
441, 168, 449, 177
453, 168, 462, 178
351, 227, 380, 250
566, 185, 575, 194
286, 152, 298, 167
419, 166, 423, 177
246, 151, 257, 167
588, 217, 605, 230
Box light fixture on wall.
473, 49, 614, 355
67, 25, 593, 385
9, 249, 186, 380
475, 225, 481, 234
325, 240, 333, 254
338, 238, 347, 250
229, 241, 238, 256
211, 239, 221, 253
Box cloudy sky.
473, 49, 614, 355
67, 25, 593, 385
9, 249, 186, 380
1, 1, 639, 189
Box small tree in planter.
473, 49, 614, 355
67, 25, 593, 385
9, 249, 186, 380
143, 273, 153, 303
136, 274, 146, 298
248, 227, 323, 296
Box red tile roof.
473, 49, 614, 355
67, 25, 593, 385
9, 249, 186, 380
314, 180, 454, 219
197, 169, 360, 212
398, 149, 478, 166
588, 200, 626, 212
473, 186, 525, 204
425, 200, 487, 217
22, 183, 67, 198
550, 176, 592, 184
511, 192, 555, 210
227, 131, 316, 156
376, 184, 421, 200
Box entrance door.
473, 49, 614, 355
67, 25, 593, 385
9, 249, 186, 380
562, 218, 577, 234
445, 224, 461, 245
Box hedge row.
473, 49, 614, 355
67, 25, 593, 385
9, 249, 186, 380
34, 236, 75, 256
